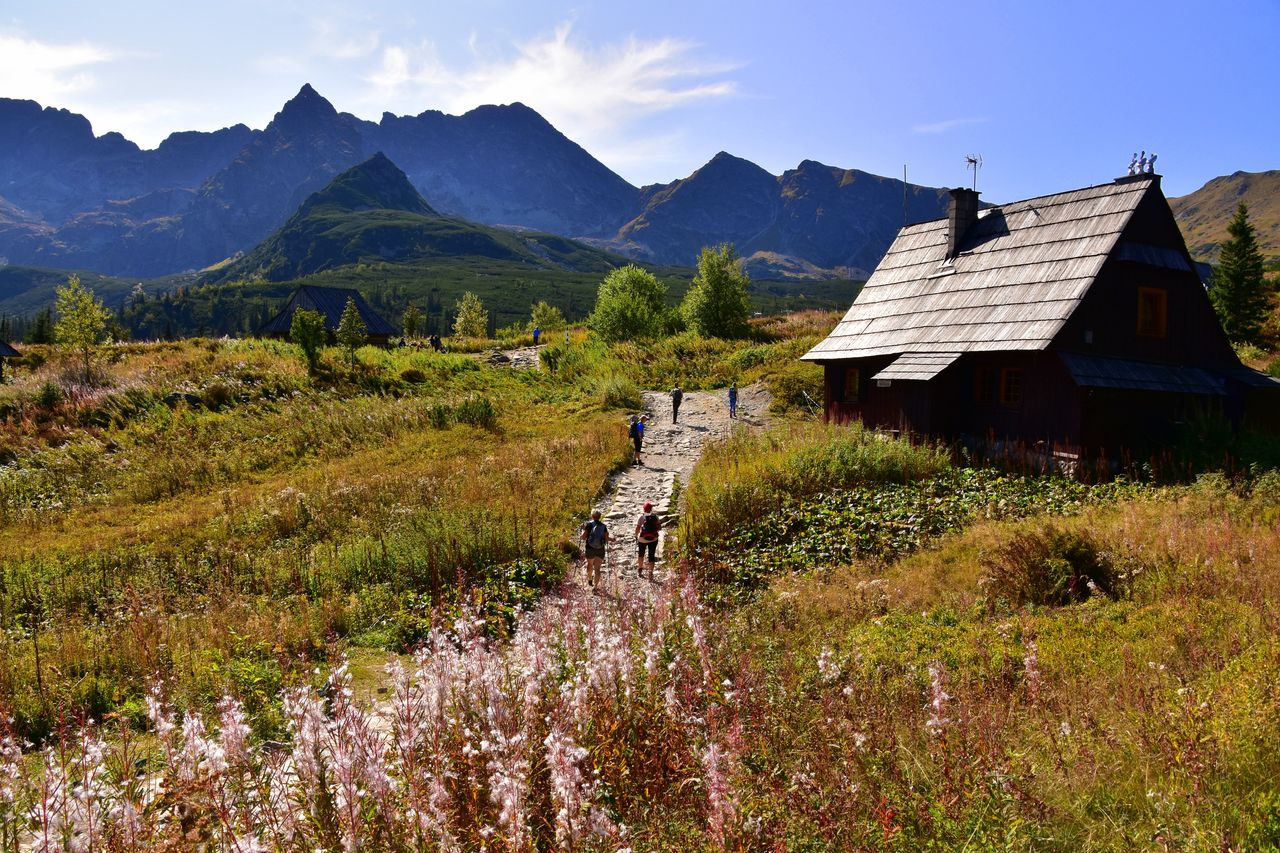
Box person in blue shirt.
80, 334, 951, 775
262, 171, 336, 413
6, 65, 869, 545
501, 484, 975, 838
629, 415, 646, 466
728, 382, 738, 419
532, 326, 541, 345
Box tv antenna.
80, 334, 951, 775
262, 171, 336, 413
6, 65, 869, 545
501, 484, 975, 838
964, 154, 983, 192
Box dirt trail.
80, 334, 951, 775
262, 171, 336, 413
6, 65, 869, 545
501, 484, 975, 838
365, 381, 769, 725
581, 385, 770, 601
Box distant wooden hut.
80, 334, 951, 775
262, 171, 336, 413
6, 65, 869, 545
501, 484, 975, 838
802, 173, 1280, 460
260, 285, 398, 347
0, 340, 17, 382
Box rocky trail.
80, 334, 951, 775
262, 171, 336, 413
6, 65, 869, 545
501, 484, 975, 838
580, 385, 770, 602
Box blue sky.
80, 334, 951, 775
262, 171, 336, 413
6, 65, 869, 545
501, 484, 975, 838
2, 0, 1277, 202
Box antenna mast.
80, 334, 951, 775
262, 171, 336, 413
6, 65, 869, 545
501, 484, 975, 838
965, 154, 983, 192
902, 164, 908, 226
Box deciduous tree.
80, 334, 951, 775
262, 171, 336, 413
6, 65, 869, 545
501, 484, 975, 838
588, 265, 668, 342
54, 274, 111, 382
682, 243, 751, 339
530, 300, 566, 332
290, 308, 327, 373
403, 304, 424, 340
453, 291, 489, 338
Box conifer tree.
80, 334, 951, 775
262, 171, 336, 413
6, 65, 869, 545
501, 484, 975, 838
1209, 202, 1269, 346
336, 297, 368, 366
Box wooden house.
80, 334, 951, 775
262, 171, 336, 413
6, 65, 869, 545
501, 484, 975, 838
802, 173, 1280, 459
260, 285, 398, 347
0, 340, 17, 382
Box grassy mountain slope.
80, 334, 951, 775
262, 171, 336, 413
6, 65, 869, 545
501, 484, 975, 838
206, 153, 625, 284
1170, 170, 1280, 261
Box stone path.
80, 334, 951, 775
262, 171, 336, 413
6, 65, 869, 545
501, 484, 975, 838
581, 385, 770, 601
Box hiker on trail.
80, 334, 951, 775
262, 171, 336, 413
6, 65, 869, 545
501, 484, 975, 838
728, 382, 738, 419
429, 334, 442, 352
579, 509, 610, 590
670, 384, 683, 424
629, 415, 644, 466
635, 501, 661, 580
532, 326, 541, 346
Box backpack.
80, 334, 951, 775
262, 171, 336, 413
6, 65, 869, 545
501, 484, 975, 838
585, 520, 607, 549
641, 512, 660, 539
628, 421, 638, 439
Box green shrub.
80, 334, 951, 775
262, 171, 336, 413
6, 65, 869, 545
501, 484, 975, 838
35, 380, 63, 409
200, 381, 236, 410
592, 374, 642, 410
454, 395, 497, 429
428, 402, 453, 429
765, 360, 823, 414
399, 367, 427, 384
980, 523, 1120, 608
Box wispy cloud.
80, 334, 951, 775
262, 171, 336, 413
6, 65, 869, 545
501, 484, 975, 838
310, 16, 380, 60
363, 22, 739, 156
912, 116, 988, 134
0, 30, 115, 103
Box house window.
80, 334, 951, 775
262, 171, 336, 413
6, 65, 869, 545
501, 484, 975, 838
1137, 287, 1168, 338
1000, 368, 1023, 407
973, 367, 996, 405
843, 367, 860, 402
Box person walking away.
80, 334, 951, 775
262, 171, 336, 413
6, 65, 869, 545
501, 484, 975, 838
628, 416, 642, 466
635, 501, 661, 580
532, 326, 541, 346
579, 509, 610, 590
728, 382, 738, 419
670, 384, 684, 424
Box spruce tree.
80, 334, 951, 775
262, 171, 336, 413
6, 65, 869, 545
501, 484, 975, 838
336, 297, 368, 366
1209, 202, 1269, 346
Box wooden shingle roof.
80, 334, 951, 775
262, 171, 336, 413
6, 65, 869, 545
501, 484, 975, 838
0, 341, 18, 358
803, 176, 1158, 361
260, 285, 398, 337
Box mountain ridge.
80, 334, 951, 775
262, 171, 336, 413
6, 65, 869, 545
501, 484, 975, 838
0, 85, 961, 279
207, 152, 623, 283
1169, 169, 1280, 262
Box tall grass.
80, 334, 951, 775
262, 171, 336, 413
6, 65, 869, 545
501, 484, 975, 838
678, 421, 951, 556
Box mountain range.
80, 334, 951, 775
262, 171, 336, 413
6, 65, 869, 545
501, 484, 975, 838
0, 85, 952, 280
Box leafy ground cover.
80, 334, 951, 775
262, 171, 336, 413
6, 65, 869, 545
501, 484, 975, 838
694, 468, 1152, 596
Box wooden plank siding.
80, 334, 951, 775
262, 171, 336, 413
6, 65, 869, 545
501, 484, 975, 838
806, 172, 1280, 458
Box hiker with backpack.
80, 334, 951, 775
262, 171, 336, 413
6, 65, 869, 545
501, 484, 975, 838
728, 382, 738, 419
629, 415, 645, 466
579, 509, 611, 590
670, 384, 683, 424
635, 501, 661, 580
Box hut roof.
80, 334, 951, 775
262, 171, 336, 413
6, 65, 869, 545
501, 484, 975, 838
260, 285, 397, 337
803, 175, 1163, 361
0, 341, 18, 358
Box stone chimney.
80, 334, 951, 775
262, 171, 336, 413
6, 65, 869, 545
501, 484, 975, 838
946, 187, 981, 258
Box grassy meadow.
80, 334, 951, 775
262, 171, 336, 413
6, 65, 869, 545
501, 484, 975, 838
2, 309, 1279, 849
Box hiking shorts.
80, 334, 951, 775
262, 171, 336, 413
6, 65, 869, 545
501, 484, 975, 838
585, 546, 606, 560
637, 539, 657, 561
633, 435, 643, 453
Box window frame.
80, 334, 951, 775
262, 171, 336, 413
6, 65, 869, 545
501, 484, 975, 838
1136, 286, 1169, 338
842, 367, 860, 403
973, 366, 996, 405
999, 367, 1023, 408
